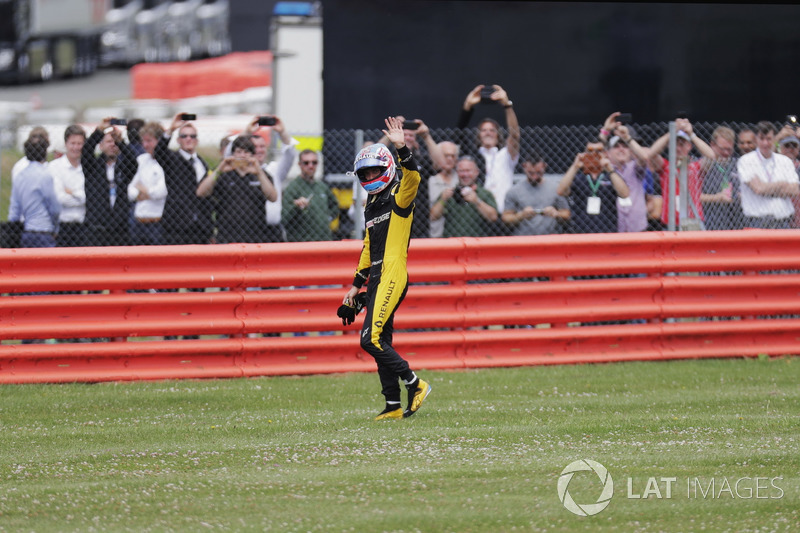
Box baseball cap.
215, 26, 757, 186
779, 135, 800, 147
608, 135, 627, 148
676, 130, 691, 142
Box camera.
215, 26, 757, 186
109, 118, 127, 126
257, 116, 277, 126
616, 113, 632, 125
403, 119, 420, 131
231, 158, 249, 169
480, 84, 496, 103
451, 186, 465, 204
582, 152, 602, 175
180, 113, 197, 121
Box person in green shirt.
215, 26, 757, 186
430, 155, 498, 237
282, 149, 339, 241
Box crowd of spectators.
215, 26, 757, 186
7, 89, 800, 250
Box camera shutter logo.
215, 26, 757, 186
557, 459, 614, 516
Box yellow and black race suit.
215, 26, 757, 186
352, 145, 420, 401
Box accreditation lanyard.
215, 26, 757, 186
715, 162, 731, 190
586, 173, 603, 196
586, 174, 603, 214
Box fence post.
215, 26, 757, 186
667, 121, 677, 231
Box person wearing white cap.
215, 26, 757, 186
598, 112, 650, 233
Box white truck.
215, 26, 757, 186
100, 0, 231, 67
0, 0, 109, 83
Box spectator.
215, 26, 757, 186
127, 121, 168, 245
778, 135, 800, 172
219, 135, 232, 156
456, 84, 520, 215
557, 139, 630, 234
243, 116, 298, 243
737, 128, 756, 156
428, 141, 459, 238
282, 149, 339, 242
698, 126, 744, 231
378, 117, 444, 239
8, 136, 60, 248
777, 135, 800, 228
598, 113, 650, 233
49, 124, 87, 247
155, 113, 215, 245
126, 118, 146, 157
502, 153, 569, 235
430, 156, 498, 237
736, 121, 800, 229
197, 135, 277, 243
12, 126, 50, 182
82, 118, 138, 246
644, 118, 716, 227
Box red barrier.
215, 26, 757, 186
2, 231, 800, 384
131, 51, 272, 100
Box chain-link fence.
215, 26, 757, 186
4, 120, 799, 248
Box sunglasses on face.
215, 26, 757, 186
179, 134, 198, 139
301, 160, 319, 166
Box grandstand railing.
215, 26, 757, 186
1, 230, 799, 384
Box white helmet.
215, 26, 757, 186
351, 144, 396, 195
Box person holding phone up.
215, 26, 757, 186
197, 135, 277, 243
557, 138, 629, 234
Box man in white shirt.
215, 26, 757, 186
49, 125, 87, 247
456, 84, 520, 215
736, 121, 800, 229
128, 122, 168, 245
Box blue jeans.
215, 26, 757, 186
21, 231, 56, 248
130, 221, 164, 245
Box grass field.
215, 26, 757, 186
0, 357, 797, 532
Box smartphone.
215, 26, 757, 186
403, 119, 420, 131
582, 152, 602, 175
480, 85, 496, 102
787, 115, 798, 126
180, 113, 197, 121
257, 116, 277, 126
109, 118, 127, 126
616, 113, 632, 125
231, 158, 249, 169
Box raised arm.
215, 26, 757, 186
557, 153, 584, 197
493, 85, 520, 160
678, 119, 715, 160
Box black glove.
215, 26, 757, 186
337, 292, 368, 326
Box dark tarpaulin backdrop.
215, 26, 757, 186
319, 1, 800, 129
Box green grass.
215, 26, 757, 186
0, 358, 798, 532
